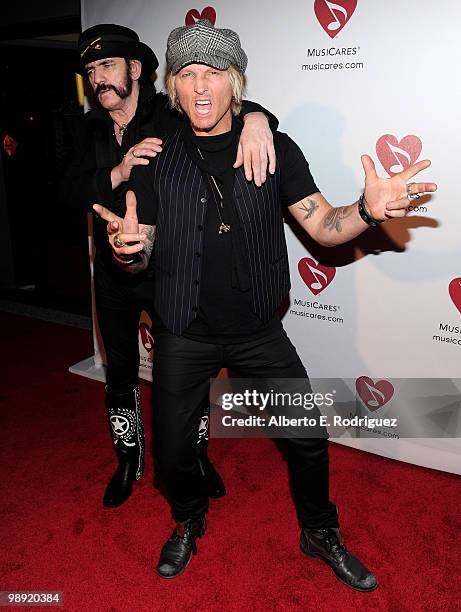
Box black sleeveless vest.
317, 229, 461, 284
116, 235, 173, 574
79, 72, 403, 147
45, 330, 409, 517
152, 129, 290, 335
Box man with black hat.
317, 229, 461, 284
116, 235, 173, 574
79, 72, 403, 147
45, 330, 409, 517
62, 23, 278, 510
94, 19, 436, 589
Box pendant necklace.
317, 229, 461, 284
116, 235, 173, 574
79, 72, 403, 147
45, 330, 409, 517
197, 149, 231, 234
113, 119, 128, 137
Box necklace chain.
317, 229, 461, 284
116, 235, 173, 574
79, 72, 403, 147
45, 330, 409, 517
197, 149, 231, 234
209, 174, 223, 201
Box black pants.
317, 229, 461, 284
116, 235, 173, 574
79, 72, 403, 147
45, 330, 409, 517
153, 327, 339, 529
94, 254, 153, 392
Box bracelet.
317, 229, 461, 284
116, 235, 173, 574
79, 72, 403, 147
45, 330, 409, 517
357, 193, 384, 227
112, 250, 138, 266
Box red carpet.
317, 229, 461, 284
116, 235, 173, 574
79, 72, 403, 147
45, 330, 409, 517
1, 312, 460, 611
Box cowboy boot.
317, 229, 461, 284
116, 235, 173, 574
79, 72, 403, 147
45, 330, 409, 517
196, 405, 226, 499
157, 515, 207, 579
103, 384, 145, 508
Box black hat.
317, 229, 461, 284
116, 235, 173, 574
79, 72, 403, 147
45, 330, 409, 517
78, 24, 159, 76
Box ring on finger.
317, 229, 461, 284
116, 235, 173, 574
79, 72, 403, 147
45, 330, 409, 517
406, 182, 422, 201
114, 236, 126, 248
132, 149, 138, 158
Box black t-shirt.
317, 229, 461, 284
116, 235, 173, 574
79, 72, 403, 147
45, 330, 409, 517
131, 130, 319, 342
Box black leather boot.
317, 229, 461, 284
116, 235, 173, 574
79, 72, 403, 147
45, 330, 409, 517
300, 528, 377, 592
197, 407, 226, 499
103, 385, 145, 508
157, 515, 207, 579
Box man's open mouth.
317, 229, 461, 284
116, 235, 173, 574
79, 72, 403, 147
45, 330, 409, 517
195, 100, 212, 116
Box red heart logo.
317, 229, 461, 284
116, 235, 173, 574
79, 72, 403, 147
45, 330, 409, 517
376, 134, 422, 177
3, 134, 18, 157
314, 0, 357, 39
355, 376, 394, 411
449, 277, 461, 314
298, 258, 336, 295
139, 322, 154, 353
185, 6, 217, 26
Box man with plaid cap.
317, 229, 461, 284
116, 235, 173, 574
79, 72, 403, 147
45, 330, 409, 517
61, 23, 279, 511
95, 19, 436, 589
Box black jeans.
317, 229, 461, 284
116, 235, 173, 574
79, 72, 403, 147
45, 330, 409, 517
94, 254, 153, 392
152, 327, 339, 529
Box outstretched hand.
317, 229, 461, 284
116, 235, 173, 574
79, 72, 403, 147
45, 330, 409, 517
93, 190, 145, 256
361, 155, 437, 220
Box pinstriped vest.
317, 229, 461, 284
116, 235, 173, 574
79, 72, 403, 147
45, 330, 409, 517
152, 129, 290, 335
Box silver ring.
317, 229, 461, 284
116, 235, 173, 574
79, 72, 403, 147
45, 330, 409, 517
114, 236, 125, 248
407, 183, 421, 201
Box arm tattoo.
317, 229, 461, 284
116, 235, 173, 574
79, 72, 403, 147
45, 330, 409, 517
322, 205, 354, 233
143, 225, 156, 252
298, 198, 319, 221
124, 224, 156, 274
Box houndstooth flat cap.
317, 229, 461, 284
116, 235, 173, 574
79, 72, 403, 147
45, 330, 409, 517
166, 19, 248, 74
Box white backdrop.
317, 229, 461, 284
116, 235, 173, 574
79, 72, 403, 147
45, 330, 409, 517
76, 0, 461, 474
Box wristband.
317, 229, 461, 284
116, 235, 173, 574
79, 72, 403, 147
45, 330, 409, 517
112, 250, 141, 266
357, 194, 384, 227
